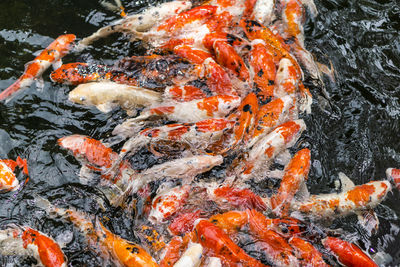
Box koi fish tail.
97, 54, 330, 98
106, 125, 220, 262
0, 78, 26, 101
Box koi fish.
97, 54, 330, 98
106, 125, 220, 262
168, 210, 202, 236
0, 34, 76, 101
113, 155, 223, 206
270, 148, 311, 217
69, 82, 162, 115
118, 118, 235, 157
292, 179, 391, 218
237, 119, 306, 181
149, 185, 191, 223
173, 242, 203, 267
77, 1, 192, 48
58, 135, 134, 188
322, 236, 378, 267
113, 95, 240, 137
288, 236, 328, 267
0, 157, 29, 192
0, 225, 66, 267
247, 95, 296, 148
36, 197, 159, 267
208, 185, 268, 211
195, 220, 267, 267
160, 236, 184, 267
386, 168, 400, 190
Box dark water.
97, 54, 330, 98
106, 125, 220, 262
0, 0, 399, 266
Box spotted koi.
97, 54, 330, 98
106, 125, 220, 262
0, 34, 76, 100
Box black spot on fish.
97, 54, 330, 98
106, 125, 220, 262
268, 80, 274, 85
257, 69, 264, 77
243, 104, 251, 113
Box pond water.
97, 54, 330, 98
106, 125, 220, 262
0, 0, 399, 266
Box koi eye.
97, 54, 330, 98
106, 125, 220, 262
79, 97, 86, 102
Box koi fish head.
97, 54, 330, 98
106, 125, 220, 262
0, 161, 19, 192
50, 63, 91, 85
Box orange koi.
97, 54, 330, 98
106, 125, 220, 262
240, 19, 303, 78
97, 222, 159, 267
322, 236, 378, 267
289, 236, 329, 267
249, 40, 277, 101
248, 95, 295, 148
0, 225, 66, 267
270, 148, 311, 217
173, 45, 236, 96
219, 93, 259, 154
157, 5, 218, 33
209, 186, 268, 211
195, 220, 267, 267
203, 32, 250, 81
209, 210, 248, 234
0, 34, 76, 100
246, 209, 298, 266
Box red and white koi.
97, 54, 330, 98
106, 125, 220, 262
58, 135, 134, 188
386, 168, 400, 190
113, 95, 240, 138
0, 225, 66, 267
236, 119, 306, 181
292, 180, 391, 218
149, 185, 191, 224
0, 157, 28, 192
0, 34, 76, 101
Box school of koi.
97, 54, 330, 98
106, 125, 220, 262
0, 0, 399, 266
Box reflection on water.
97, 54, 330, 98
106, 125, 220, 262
0, 0, 399, 265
